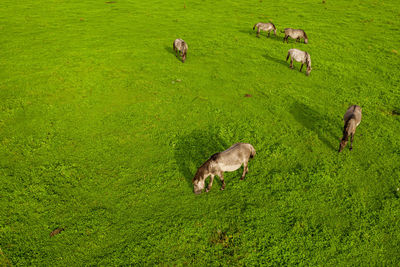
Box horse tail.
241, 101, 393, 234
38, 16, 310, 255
303, 31, 308, 39
173, 41, 176, 50
250, 145, 256, 159
271, 23, 276, 30
286, 51, 290, 61
253, 23, 258, 30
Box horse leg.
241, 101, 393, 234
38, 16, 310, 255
206, 175, 215, 192
241, 162, 248, 180
219, 172, 226, 190
350, 133, 354, 151
290, 59, 294, 68
283, 35, 286, 43
268, 31, 270, 37
256, 28, 260, 38
300, 64, 303, 72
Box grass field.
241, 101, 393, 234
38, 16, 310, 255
1, 0, 400, 265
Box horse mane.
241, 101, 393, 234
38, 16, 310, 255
192, 154, 218, 182
305, 52, 310, 66
210, 152, 219, 161
303, 30, 308, 39
192, 167, 203, 182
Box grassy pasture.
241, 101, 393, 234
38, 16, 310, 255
0, 0, 400, 265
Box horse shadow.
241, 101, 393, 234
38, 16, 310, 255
262, 53, 287, 68
165, 46, 182, 62
238, 29, 283, 42
290, 101, 339, 151
174, 129, 229, 189
238, 29, 254, 36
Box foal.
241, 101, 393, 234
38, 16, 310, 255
173, 39, 188, 63
282, 28, 308, 44
286, 49, 312, 75
253, 22, 277, 38
192, 143, 256, 194
339, 105, 362, 152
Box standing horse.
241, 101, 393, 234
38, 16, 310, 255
192, 143, 256, 194
173, 39, 188, 63
339, 105, 362, 152
282, 28, 308, 44
253, 22, 277, 38
286, 48, 312, 76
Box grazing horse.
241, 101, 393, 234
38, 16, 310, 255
173, 39, 188, 63
192, 143, 256, 194
282, 28, 308, 44
339, 105, 362, 152
286, 48, 312, 76
253, 22, 277, 38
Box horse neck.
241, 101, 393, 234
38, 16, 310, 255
305, 53, 310, 66
195, 160, 211, 180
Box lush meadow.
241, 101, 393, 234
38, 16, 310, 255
1, 0, 400, 265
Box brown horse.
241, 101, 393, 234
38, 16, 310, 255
192, 143, 256, 194
339, 105, 362, 152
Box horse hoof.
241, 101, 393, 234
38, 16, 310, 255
220, 187, 225, 191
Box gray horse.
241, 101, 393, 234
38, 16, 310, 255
286, 48, 312, 76
173, 39, 188, 63
253, 22, 277, 38
339, 105, 362, 152
282, 28, 308, 44
192, 143, 256, 194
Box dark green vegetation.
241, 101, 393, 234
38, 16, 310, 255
1, 0, 400, 265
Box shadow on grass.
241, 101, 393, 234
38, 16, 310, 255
165, 46, 183, 62
174, 129, 228, 189
238, 29, 254, 36
262, 53, 288, 68
238, 29, 283, 42
290, 101, 338, 151
283, 38, 308, 45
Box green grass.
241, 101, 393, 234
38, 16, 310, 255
1, 0, 400, 265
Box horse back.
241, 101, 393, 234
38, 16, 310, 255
344, 105, 362, 124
